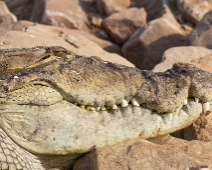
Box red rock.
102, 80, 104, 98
186, 10, 212, 49
122, 6, 185, 70
73, 136, 212, 170
4, 0, 33, 20
135, 0, 165, 21
91, 15, 103, 28
0, 20, 121, 55
30, 0, 89, 31
0, 21, 132, 67
182, 112, 212, 142
150, 135, 212, 165
189, 54, 212, 73
177, 0, 212, 25
101, 8, 146, 44
0, 1, 17, 27
97, 0, 131, 16
153, 46, 212, 72
76, 30, 122, 55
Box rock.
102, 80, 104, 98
122, 6, 185, 70
177, 0, 212, 25
73, 136, 212, 170
97, 0, 131, 16
189, 54, 212, 72
186, 10, 212, 48
69, 29, 122, 55
0, 21, 132, 67
3, 0, 33, 20
0, 1, 17, 27
182, 112, 212, 142
181, 24, 193, 35
73, 0, 102, 29
91, 15, 103, 28
101, 8, 146, 44
30, 0, 89, 31
5, 20, 122, 55
135, 0, 165, 21
153, 46, 212, 72
149, 135, 212, 166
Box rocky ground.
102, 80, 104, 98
1, 0, 212, 169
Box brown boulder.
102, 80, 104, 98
182, 112, 212, 142
3, 0, 33, 20
0, 20, 122, 55
0, 1, 17, 27
97, 0, 131, 16
186, 10, 212, 48
91, 15, 103, 28
73, 136, 212, 170
150, 135, 212, 166
190, 54, 212, 72
0, 21, 132, 67
101, 8, 146, 44
82, 32, 122, 55
153, 46, 212, 72
122, 6, 185, 70
30, 0, 89, 31
177, 0, 212, 25
135, 0, 165, 21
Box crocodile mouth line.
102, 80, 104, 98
1, 82, 210, 118
71, 97, 210, 118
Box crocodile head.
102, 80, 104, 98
0, 46, 211, 169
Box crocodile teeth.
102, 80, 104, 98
90, 107, 96, 111
80, 105, 85, 109
131, 98, 140, 106
85, 106, 92, 110
176, 108, 180, 114
203, 102, 210, 114
121, 100, 128, 107
183, 99, 188, 105
96, 107, 101, 111
85, 106, 96, 111
195, 98, 199, 103
112, 105, 118, 110
167, 113, 173, 121
101, 106, 106, 111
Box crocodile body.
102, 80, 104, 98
0, 46, 211, 169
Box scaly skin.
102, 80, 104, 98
0, 46, 211, 169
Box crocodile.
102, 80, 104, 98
0, 46, 211, 169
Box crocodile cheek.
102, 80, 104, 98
0, 100, 202, 155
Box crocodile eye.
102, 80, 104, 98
9, 85, 63, 106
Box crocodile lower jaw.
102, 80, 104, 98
0, 98, 203, 155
